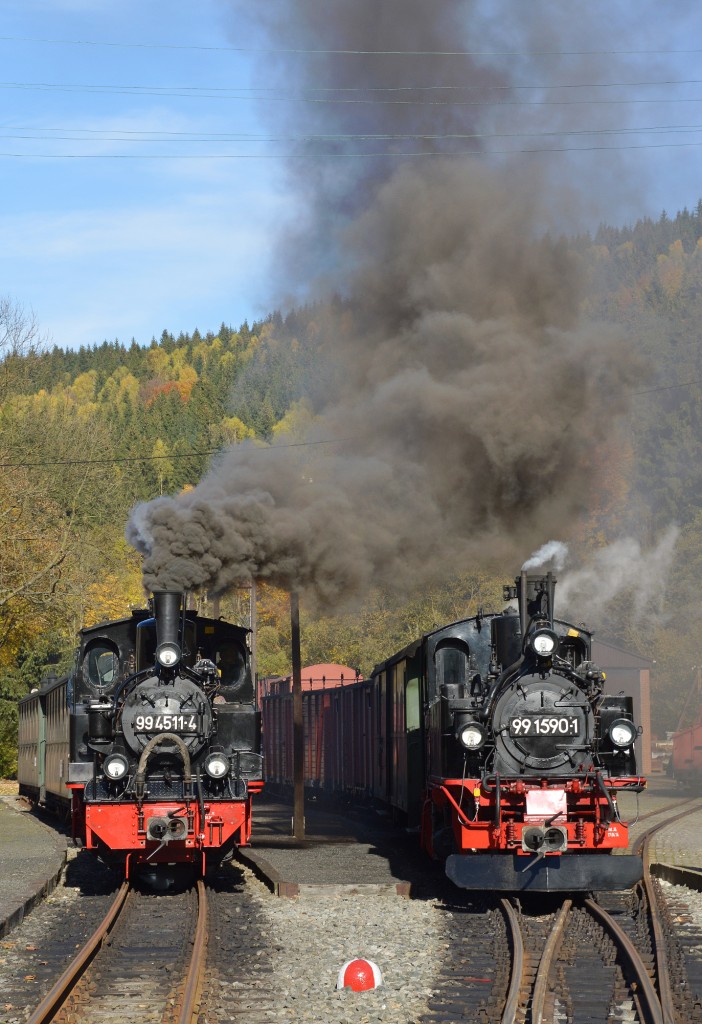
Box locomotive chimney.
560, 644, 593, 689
517, 572, 556, 636
152, 590, 185, 668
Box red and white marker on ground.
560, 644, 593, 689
336, 958, 383, 991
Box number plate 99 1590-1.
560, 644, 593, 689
509, 716, 579, 737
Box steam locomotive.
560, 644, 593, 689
263, 571, 645, 891
18, 592, 263, 885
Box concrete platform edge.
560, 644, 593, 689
0, 846, 67, 939
0, 796, 68, 938
651, 861, 702, 891
234, 846, 285, 895
233, 847, 412, 898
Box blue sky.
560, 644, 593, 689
1, 1, 289, 349
2, 1, 702, 351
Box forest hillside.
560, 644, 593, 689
2, 204, 702, 773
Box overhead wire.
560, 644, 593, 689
3, 376, 702, 471
2, 34, 702, 57
0, 436, 348, 469
4, 123, 702, 144
4, 77, 702, 103
3, 37, 701, 152
633, 379, 702, 396
7, 76, 702, 91
5, 140, 702, 158
3, 58, 702, 160
3, 71, 702, 158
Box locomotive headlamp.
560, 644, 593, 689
458, 721, 487, 750
609, 718, 636, 749
530, 627, 559, 657
156, 642, 181, 668
103, 753, 129, 781
205, 752, 230, 779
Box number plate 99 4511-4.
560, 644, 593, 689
134, 713, 199, 733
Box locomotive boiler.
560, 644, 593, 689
20, 591, 263, 885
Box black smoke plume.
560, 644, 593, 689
126, 2, 643, 607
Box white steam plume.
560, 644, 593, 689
522, 540, 569, 572
557, 527, 680, 626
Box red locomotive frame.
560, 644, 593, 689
423, 774, 633, 856
69, 781, 263, 878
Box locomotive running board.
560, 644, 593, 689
445, 852, 644, 892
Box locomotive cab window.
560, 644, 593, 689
557, 634, 589, 670
406, 677, 420, 732
216, 643, 245, 687
84, 641, 119, 689
434, 640, 470, 690
136, 619, 156, 672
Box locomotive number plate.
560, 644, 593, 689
134, 714, 199, 733
509, 716, 579, 736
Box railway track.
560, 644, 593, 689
511, 800, 702, 1024
427, 886, 661, 1024
519, 894, 661, 1024
12, 796, 702, 1024
423, 798, 702, 1024
24, 880, 207, 1024
197, 872, 278, 1023
632, 801, 702, 1024
19, 864, 279, 1024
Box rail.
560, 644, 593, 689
530, 899, 571, 1024
631, 799, 702, 1024
584, 897, 664, 1024
176, 879, 209, 1024
25, 880, 130, 1024
641, 837, 676, 1024
499, 898, 524, 1024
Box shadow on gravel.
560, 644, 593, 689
62, 850, 122, 897
207, 859, 249, 893
252, 790, 458, 900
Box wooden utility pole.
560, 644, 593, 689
249, 579, 257, 684
290, 589, 305, 840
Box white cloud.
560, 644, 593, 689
0, 185, 291, 347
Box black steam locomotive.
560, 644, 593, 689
19, 591, 263, 884
263, 571, 645, 891
427, 571, 645, 890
